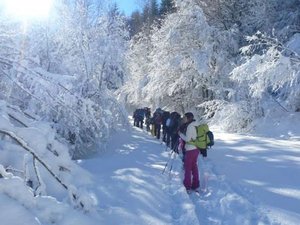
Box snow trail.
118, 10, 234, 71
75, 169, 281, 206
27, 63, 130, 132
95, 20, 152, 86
165, 148, 272, 225
81, 125, 300, 225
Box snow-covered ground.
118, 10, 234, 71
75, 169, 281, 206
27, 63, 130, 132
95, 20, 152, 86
1, 118, 300, 225
79, 122, 300, 225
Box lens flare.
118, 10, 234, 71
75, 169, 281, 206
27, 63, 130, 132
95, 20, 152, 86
4, 0, 53, 19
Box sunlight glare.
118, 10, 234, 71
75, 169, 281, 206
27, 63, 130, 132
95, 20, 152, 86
4, 0, 53, 19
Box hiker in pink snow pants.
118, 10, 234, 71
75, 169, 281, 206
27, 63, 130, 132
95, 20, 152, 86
178, 112, 200, 192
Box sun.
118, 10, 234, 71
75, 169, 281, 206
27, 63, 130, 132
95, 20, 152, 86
4, 0, 53, 19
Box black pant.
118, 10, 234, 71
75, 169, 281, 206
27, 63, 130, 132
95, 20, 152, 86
137, 119, 143, 129
155, 124, 161, 139
171, 133, 179, 151
162, 125, 167, 142
166, 131, 171, 147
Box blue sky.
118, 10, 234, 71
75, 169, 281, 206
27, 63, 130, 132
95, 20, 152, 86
114, 0, 141, 16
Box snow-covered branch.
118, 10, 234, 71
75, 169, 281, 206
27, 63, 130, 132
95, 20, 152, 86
0, 129, 88, 206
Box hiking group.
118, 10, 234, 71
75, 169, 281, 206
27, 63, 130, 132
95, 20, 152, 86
132, 107, 214, 194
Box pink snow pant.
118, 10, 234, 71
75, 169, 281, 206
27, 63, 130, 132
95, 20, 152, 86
183, 149, 200, 190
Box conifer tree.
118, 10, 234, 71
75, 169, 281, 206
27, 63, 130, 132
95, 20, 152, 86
128, 10, 143, 37
150, 0, 159, 21
159, 0, 176, 17
128, 0, 160, 37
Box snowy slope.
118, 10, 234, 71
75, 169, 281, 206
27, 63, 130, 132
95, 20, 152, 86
209, 131, 300, 225
80, 124, 300, 225
1, 120, 299, 224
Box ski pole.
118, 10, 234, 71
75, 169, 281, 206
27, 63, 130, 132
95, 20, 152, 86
162, 150, 175, 174
169, 151, 176, 174
164, 143, 169, 152
169, 142, 180, 174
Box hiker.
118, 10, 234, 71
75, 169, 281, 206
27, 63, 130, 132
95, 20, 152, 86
162, 111, 170, 143
177, 116, 190, 159
133, 108, 145, 129
133, 109, 138, 127
166, 112, 181, 151
152, 108, 163, 139
144, 107, 151, 132
178, 112, 200, 193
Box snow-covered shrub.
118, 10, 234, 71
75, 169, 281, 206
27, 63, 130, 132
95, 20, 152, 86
0, 101, 97, 214
211, 101, 259, 132
196, 100, 227, 120
232, 32, 300, 112
214, 32, 300, 132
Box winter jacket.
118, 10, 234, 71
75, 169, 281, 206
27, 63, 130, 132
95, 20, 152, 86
178, 121, 198, 151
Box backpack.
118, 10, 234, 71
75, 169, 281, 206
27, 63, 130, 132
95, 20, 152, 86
188, 124, 214, 149
162, 111, 170, 125
154, 112, 162, 124
136, 109, 144, 120
206, 130, 214, 148
166, 118, 172, 127
167, 112, 180, 129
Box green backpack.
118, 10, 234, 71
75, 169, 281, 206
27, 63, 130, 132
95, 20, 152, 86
188, 124, 213, 149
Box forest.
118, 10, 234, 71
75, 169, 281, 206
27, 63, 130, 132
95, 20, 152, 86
0, 0, 299, 218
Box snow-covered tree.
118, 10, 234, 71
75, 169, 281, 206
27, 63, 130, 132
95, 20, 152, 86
96, 4, 129, 90
0, 0, 131, 219
118, 30, 153, 111
159, 0, 176, 17
198, 0, 300, 40
128, 10, 143, 37
212, 32, 300, 132
0, 1, 129, 158
121, 0, 238, 116
232, 32, 300, 111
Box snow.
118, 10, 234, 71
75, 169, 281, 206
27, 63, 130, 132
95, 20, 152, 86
286, 33, 300, 55
253, 112, 300, 140
1, 116, 300, 224
209, 131, 300, 224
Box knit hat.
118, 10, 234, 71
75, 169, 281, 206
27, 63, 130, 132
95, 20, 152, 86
184, 112, 194, 120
